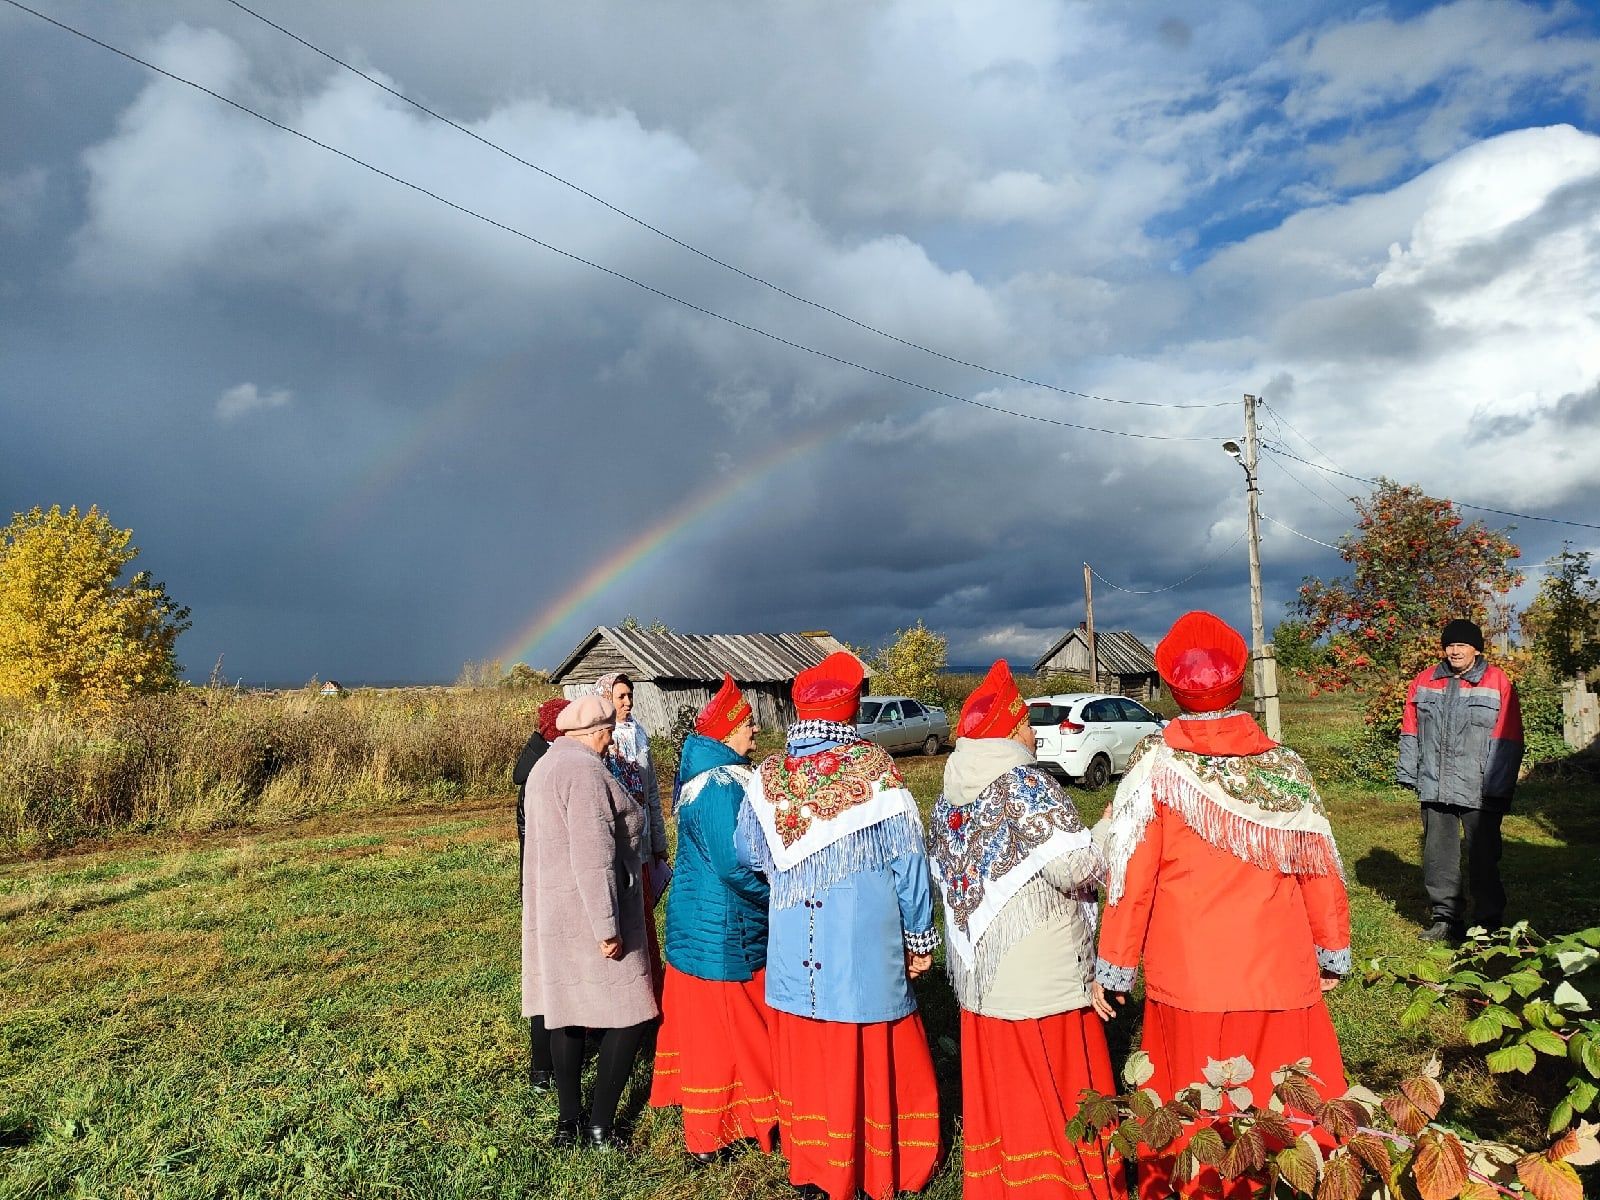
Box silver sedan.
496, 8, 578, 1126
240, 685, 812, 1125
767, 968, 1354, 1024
856, 695, 950, 755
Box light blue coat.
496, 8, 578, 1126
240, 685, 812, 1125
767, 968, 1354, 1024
736, 735, 938, 1023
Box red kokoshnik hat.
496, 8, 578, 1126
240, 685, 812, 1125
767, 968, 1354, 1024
792, 651, 865, 722
696, 672, 753, 740
1156, 611, 1249, 714
957, 659, 1027, 739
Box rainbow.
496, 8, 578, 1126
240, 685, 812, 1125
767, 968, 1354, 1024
315, 358, 521, 547
493, 428, 834, 667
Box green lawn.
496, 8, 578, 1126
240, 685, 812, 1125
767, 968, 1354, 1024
2, 698, 1595, 1198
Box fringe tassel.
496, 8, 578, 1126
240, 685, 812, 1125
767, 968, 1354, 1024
736, 797, 775, 876
949, 876, 1093, 1005
1151, 769, 1344, 882
765, 810, 926, 910
1104, 774, 1160, 907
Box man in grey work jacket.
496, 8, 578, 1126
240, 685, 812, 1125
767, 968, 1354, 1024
1397, 618, 1524, 944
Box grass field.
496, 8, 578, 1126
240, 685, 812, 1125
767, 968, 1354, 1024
2, 694, 1595, 1199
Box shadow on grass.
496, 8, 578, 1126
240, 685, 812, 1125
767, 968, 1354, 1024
0, 1107, 36, 1149
1356, 830, 1600, 937
1354, 846, 1427, 929
1516, 754, 1600, 847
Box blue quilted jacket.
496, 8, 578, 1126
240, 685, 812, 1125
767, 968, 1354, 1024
664, 733, 770, 981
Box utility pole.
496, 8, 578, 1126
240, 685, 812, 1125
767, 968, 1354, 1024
1083, 562, 1099, 691
1239, 394, 1281, 740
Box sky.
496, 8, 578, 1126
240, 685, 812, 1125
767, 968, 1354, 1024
3, 0, 1598, 685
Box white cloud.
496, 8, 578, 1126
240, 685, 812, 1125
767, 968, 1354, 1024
216, 382, 293, 421
1206, 125, 1600, 516
1270, 1, 1600, 186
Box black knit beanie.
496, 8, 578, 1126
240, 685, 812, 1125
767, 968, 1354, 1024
1440, 619, 1484, 652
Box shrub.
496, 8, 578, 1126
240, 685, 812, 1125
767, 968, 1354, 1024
0, 684, 557, 853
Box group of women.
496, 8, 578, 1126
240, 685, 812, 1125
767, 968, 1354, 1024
517, 612, 1353, 1200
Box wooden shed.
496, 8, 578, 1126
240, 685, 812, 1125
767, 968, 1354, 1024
550, 627, 870, 734
1033, 625, 1161, 702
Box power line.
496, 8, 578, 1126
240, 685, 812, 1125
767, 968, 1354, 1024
1259, 407, 1354, 512
1260, 444, 1600, 532
1261, 512, 1343, 552
1259, 447, 1350, 519
8, 0, 1223, 444
1089, 530, 1248, 595
217, 0, 1232, 414
1259, 399, 1344, 472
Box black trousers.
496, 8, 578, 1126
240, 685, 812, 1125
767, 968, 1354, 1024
1421, 803, 1505, 930
548, 1021, 651, 1131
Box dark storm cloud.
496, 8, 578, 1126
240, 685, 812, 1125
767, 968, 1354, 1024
1472, 381, 1600, 443
1158, 18, 1194, 50
1273, 286, 1447, 362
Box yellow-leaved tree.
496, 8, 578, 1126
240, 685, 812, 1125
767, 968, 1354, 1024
875, 620, 947, 702
0, 505, 191, 707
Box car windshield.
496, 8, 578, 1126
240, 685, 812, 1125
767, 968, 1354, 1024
857, 701, 882, 724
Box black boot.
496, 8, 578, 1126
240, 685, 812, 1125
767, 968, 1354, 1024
553, 1119, 581, 1148
1420, 920, 1462, 945
585, 1123, 625, 1150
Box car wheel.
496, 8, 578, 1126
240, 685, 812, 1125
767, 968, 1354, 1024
1083, 754, 1111, 790
921, 734, 941, 756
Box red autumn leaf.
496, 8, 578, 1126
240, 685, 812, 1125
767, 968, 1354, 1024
1317, 1098, 1366, 1141
1516, 1153, 1582, 1200
1384, 1073, 1444, 1136
1144, 1106, 1185, 1151
1317, 1151, 1364, 1200
1169, 1149, 1197, 1184
1276, 1075, 1324, 1114
1413, 1129, 1469, 1200
1221, 1127, 1268, 1178
1348, 1132, 1393, 1176
1254, 1111, 1296, 1145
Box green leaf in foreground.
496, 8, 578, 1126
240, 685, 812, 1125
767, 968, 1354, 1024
1485, 1044, 1538, 1075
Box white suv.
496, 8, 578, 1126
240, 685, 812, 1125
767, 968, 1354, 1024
1028, 693, 1164, 789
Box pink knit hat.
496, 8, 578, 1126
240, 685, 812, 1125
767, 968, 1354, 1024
556, 694, 616, 735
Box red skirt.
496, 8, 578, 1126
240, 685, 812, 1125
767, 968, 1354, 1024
960, 1008, 1128, 1200
1138, 1001, 1346, 1200
649, 965, 778, 1153
772, 1007, 941, 1200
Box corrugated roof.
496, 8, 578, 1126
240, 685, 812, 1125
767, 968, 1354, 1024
551, 627, 868, 685
1033, 628, 1157, 676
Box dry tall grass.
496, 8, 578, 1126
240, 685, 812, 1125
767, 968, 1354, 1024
0, 683, 559, 854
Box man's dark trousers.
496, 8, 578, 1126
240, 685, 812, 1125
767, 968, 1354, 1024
1421, 803, 1505, 932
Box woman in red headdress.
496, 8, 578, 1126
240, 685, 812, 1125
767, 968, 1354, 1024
929, 660, 1125, 1200
648, 675, 778, 1164
1092, 612, 1350, 1200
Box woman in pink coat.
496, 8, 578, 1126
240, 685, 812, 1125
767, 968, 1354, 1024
522, 694, 660, 1148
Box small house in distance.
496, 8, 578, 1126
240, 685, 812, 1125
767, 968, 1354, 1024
1033, 624, 1161, 702
550, 626, 870, 732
